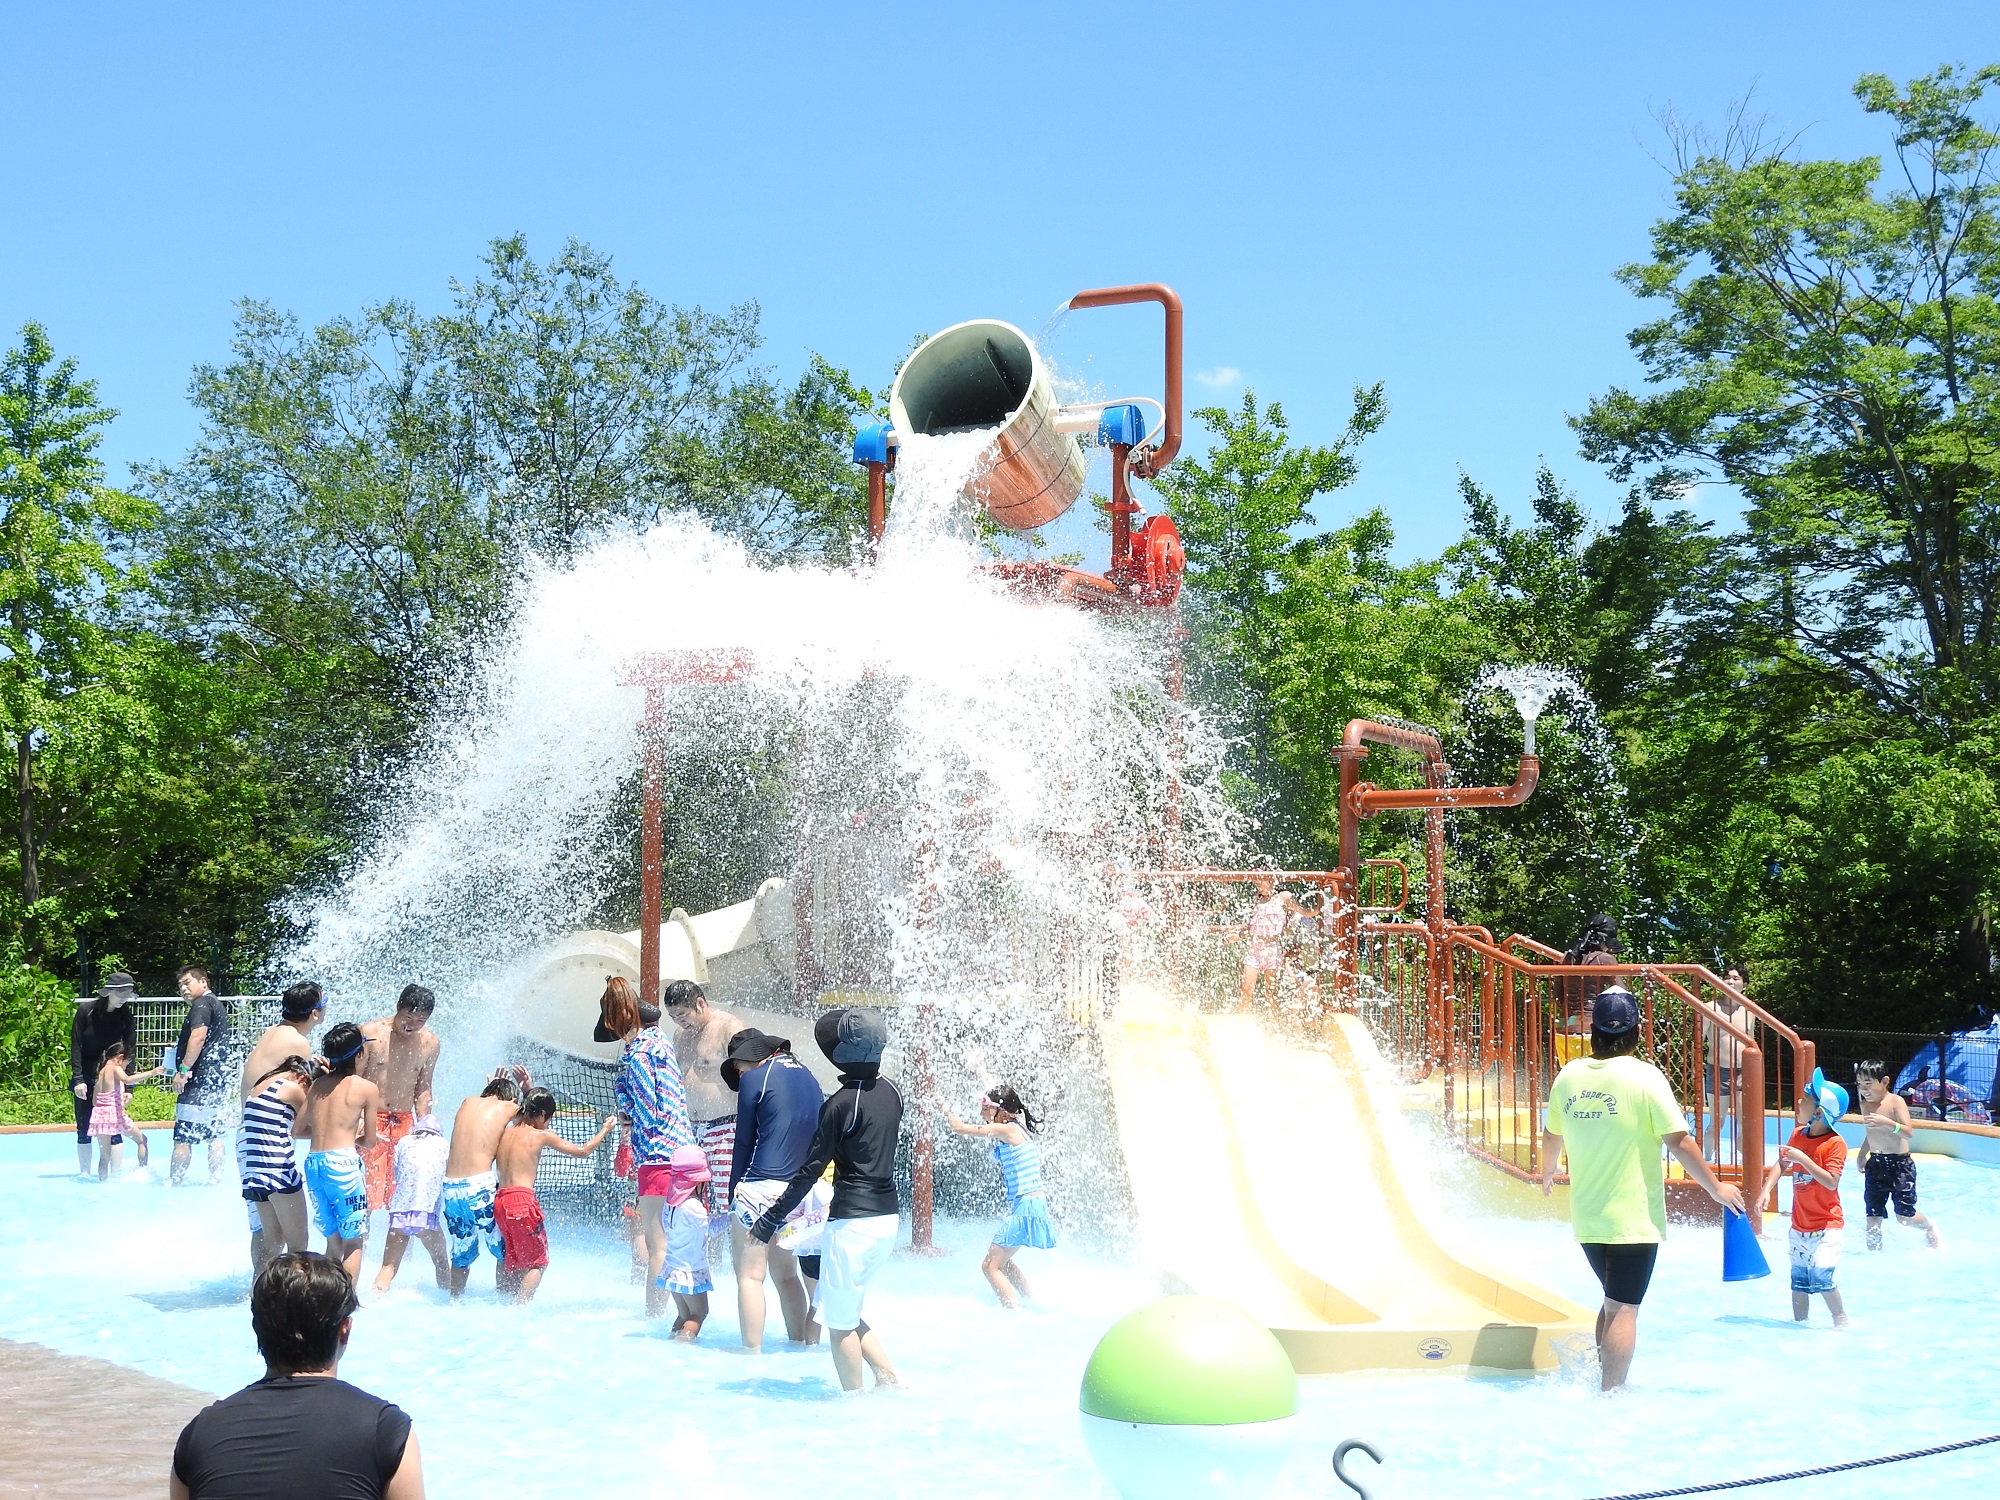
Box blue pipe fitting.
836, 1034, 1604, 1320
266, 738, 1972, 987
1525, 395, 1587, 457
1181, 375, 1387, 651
852, 422, 895, 466
1096, 404, 1146, 448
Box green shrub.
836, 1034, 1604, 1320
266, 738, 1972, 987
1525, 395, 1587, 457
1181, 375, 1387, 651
0, 951, 74, 1092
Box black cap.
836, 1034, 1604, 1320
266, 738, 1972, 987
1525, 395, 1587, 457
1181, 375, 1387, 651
1592, 987, 1640, 1036
593, 1000, 660, 1044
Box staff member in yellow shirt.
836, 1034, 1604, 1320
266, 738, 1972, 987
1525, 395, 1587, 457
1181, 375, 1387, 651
1540, 987, 1745, 1391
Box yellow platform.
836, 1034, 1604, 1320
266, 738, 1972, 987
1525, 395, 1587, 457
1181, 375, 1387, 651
1098, 992, 1590, 1374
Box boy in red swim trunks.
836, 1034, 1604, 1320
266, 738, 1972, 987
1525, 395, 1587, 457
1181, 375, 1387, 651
493, 1087, 613, 1304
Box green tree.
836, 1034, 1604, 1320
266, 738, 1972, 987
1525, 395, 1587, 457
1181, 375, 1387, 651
1577, 64, 2000, 729
1575, 63, 2000, 1022
0, 324, 157, 924
139, 238, 879, 924
1150, 386, 1386, 852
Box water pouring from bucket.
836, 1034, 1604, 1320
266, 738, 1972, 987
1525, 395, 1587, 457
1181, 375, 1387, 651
855, 286, 1188, 611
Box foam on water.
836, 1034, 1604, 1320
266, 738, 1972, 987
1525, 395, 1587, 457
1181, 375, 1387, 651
6, 1132, 1995, 1499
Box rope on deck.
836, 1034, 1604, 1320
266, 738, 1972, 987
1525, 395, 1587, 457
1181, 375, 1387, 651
1584, 1432, 2000, 1499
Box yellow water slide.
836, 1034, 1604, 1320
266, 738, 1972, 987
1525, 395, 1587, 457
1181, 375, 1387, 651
1098, 990, 1590, 1373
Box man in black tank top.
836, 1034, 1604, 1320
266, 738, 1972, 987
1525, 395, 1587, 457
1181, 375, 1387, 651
171, 1253, 423, 1499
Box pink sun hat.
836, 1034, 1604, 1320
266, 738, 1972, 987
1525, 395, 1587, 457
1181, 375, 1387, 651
663, 1144, 711, 1207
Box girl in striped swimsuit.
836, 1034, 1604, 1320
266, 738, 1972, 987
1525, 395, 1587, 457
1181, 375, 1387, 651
240, 1057, 311, 1261
945, 1085, 1057, 1309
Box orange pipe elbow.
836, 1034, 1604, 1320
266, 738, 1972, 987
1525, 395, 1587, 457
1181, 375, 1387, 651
1351, 756, 1540, 818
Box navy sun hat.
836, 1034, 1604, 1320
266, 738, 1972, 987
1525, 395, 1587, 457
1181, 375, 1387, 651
1592, 986, 1641, 1036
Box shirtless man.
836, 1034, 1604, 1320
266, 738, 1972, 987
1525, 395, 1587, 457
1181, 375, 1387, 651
439, 1067, 530, 1298
1854, 1059, 1942, 1250
492, 1088, 613, 1304
663, 980, 744, 1259
237, 981, 326, 1269
358, 985, 441, 1262
293, 1022, 381, 1281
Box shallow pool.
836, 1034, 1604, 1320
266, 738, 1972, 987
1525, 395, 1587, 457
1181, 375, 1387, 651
3, 1131, 1993, 1499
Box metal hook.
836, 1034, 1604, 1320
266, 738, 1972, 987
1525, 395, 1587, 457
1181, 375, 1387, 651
1333, 1439, 1384, 1500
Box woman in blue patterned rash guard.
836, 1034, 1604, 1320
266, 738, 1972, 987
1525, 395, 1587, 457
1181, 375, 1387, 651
602, 979, 693, 1318
945, 1083, 1058, 1309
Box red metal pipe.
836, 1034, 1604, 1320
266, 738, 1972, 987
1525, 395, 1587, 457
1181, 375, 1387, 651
1107, 443, 1137, 580
865, 460, 887, 549
1066, 284, 1183, 476
618, 649, 755, 1005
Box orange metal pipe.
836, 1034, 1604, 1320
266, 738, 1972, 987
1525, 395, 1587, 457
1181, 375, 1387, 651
1066, 283, 1183, 476
1351, 756, 1540, 815
638, 686, 665, 1007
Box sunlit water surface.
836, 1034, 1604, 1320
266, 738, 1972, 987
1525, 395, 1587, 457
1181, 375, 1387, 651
3, 1132, 1994, 1499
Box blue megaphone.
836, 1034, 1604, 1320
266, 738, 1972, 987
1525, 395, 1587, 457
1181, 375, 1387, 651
1722, 1208, 1770, 1281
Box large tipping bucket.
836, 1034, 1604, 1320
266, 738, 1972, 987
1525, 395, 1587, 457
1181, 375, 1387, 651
889, 319, 1087, 531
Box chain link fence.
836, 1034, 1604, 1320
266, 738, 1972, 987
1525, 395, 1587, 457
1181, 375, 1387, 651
0, 996, 278, 1126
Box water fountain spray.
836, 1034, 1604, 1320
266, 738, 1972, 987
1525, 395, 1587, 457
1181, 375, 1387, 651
1484, 665, 1565, 756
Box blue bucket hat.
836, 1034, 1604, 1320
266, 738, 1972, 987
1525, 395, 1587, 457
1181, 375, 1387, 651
1807, 1067, 1849, 1130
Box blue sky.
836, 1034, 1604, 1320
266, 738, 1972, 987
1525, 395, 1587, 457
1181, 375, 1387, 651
6, 2, 1996, 567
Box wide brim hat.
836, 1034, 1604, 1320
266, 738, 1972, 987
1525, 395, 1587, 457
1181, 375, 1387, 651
1808, 1067, 1850, 1129
721, 1028, 789, 1090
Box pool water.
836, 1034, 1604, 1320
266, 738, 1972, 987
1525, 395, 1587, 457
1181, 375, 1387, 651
3, 1131, 1994, 1499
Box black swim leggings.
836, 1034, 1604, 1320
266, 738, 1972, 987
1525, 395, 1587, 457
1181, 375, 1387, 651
1581, 1242, 1659, 1306
73, 1085, 94, 1144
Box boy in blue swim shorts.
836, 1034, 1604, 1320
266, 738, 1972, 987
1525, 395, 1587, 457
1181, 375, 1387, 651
295, 1023, 382, 1281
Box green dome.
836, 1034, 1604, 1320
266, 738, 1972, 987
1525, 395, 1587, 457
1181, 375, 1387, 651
1079, 1296, 1299, 1426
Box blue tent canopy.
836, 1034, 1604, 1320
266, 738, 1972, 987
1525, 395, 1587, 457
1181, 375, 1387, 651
1895, 1021, 2000, 1124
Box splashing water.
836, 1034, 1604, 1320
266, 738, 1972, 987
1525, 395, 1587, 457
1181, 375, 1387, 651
1479, 663, 1567, 754
279, 417, 1240, 1219
1457, 664, 1646, 947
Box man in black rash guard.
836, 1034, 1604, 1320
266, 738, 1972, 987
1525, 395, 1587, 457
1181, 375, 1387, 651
70, 973, 140, 1176
751, 1007, 903, 1392
171, 1252, 424, 1499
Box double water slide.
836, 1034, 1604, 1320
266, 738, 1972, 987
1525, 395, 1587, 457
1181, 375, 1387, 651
1099, 986, 1590, 1374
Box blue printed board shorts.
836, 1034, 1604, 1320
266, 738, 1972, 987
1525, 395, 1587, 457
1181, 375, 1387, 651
442, 1171, 503, 1269
304, 1148, 369, 1241
1789, 1226, 1841, 1294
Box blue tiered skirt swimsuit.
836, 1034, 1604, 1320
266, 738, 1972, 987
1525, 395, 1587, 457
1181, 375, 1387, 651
993, 1135, 1058, 1250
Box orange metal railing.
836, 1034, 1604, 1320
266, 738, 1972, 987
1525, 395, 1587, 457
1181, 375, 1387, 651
1352, 922, 1810, 1214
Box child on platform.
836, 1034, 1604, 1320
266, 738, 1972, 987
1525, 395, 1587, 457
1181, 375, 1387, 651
1853, 1060, 1942, 1251
492, 1088, 613, 1305
944, 1084, 1057, 1309
89, 1042, 161, 1179
658, 1144, 714, 1339
1760, 1068, 1850, 1327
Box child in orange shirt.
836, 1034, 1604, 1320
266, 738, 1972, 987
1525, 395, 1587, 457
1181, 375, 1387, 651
1760, 1067, 1850, 1327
